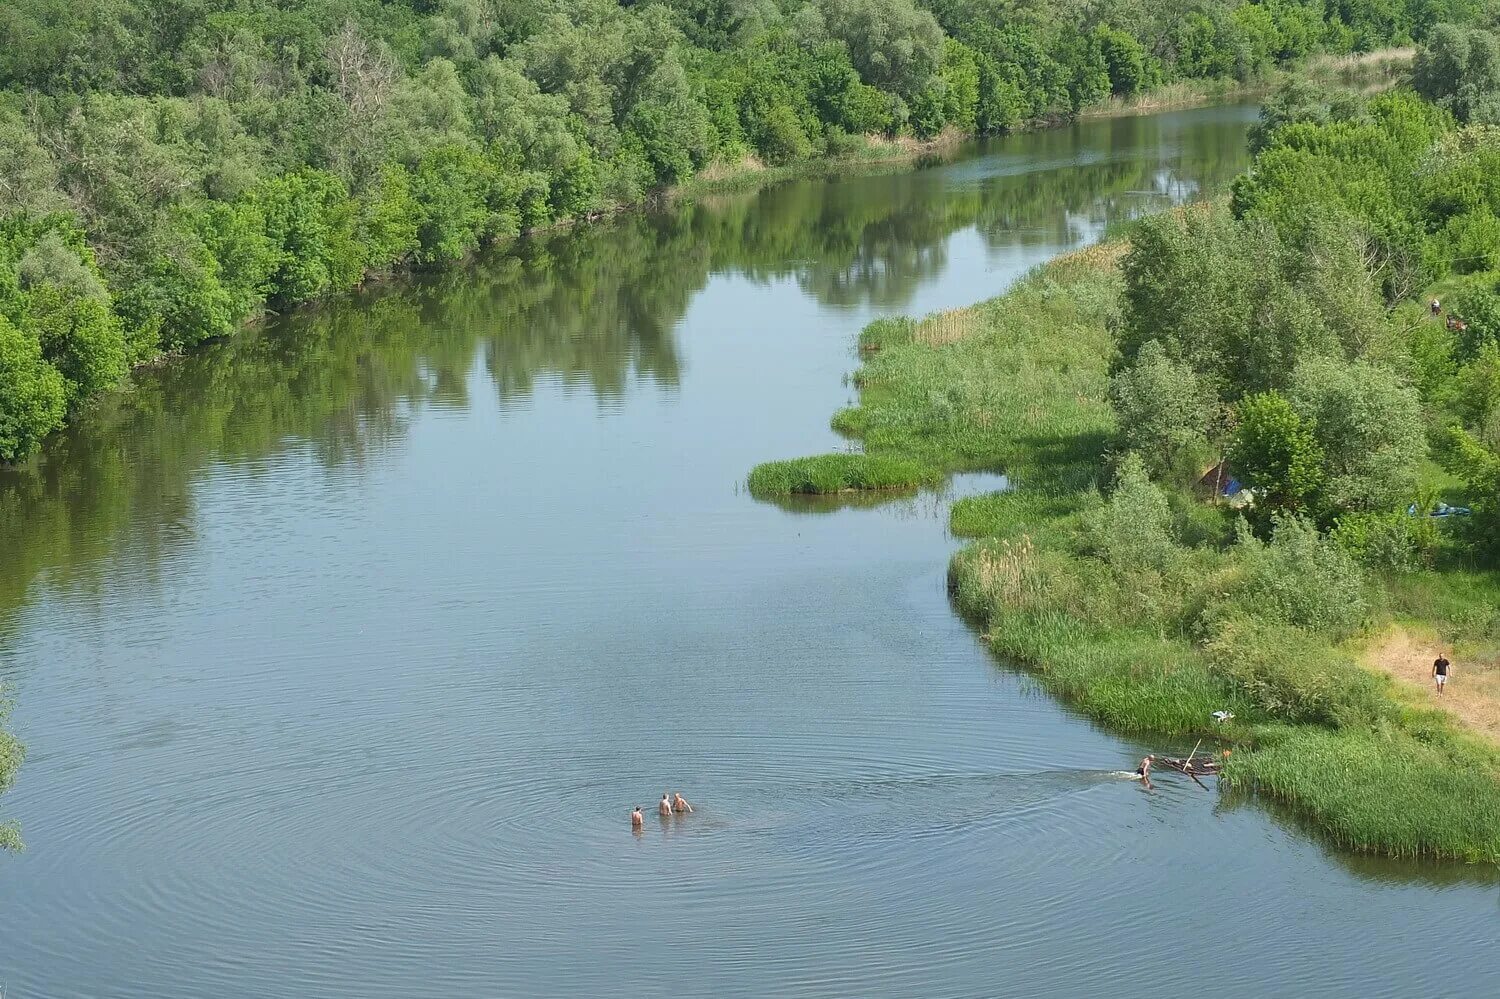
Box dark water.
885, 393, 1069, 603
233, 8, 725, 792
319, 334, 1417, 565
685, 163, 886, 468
1, 106, 1496, 998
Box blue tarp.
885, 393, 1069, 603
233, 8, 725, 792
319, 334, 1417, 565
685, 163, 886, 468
1408, 502, 1472, 518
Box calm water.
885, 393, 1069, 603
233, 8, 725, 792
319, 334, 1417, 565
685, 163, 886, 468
1, 105, 1496, 998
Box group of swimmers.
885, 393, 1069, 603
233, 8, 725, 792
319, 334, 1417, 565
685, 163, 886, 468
631, 792, 692, 829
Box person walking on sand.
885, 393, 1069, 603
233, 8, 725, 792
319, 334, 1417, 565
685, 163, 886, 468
659, 793, 673, 818
1433, 653, 1451, 695
673, 792, 693, 815
631, 806, 644, 830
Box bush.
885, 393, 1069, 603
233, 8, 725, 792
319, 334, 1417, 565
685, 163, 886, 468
1330, 510, 1440, 571
1287, 357, 1426, 514
251, 169, 363, 300
1088, 452, 1184, 572
753, 105, 814, 165
27, 284, 127, 405
1205, 615, 1390, 727
1213, 515, 1368, 637
115, 228, 238, 351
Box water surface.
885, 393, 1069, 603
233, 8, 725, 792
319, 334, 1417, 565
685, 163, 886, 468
2, 105, 1496, 998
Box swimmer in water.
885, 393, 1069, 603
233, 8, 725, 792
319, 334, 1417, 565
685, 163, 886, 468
673, 792, 693, 814
631, 806, 643, 830
659, 793, 673, 818
1135, 755, 1154, 784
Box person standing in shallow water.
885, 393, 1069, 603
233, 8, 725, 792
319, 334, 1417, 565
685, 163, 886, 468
631, 807, 644, 830
1433, 653, 1452, 695
673, 792, 693, 814
659, 793, 673, 818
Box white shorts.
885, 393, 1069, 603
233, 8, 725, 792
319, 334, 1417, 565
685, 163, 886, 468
1435, 674, 1447, 686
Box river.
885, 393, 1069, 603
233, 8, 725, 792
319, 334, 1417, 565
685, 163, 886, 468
1, 104, 1495, 998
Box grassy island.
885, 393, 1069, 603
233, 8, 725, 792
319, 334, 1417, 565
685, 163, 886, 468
747, 454, 941, 496
750, 47, 1500, 862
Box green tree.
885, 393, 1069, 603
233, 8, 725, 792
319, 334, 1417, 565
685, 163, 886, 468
1444, 423, 1500, 544
0, 313, 66, 462
1413, 22, 1500, 123
1229, 391, 1325, 512
1448, 280, 1500, 357
27, 284, 127, 405
1095, 26, 1146, 97
250, 170, 363, 302
1288, 357, 1427, 513
803, 0, 944, 99
1111, 339, 1220, 480
1223, 513, 1368, 636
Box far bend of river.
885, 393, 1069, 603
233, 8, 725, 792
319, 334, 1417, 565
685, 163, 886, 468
2, 105, 1496, 998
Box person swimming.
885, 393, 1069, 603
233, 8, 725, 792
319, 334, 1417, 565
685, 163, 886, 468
1135, 755, 1154, 779
659, 793, 673, 818
673, 792, 693, 814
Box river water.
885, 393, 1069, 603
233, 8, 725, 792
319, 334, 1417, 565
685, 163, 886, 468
1, 105, 1495, 998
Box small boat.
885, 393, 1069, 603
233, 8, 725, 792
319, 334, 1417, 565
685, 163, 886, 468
1155, 755, 1224, 777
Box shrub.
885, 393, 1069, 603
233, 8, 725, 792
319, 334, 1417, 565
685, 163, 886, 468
1213, 515, 1368, 637
1088, 452, 1184, 572
1449, 280, 1500, 358
753, 104, 814, 165
27, 284, 128, 405
1287, 357, 1426, 514
1330, 510, 1440, 572
1205, 615, 1390, 727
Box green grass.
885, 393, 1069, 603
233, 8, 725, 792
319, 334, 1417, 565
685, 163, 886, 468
746, 453, 940, 496
749, 240, 1500, 864
1223, 726, 1500, 862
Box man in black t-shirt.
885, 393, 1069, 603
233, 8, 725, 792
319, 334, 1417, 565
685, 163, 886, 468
1432, 654, 1451, 695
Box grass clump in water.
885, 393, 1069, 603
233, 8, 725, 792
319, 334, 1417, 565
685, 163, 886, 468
746, 454, 939, 496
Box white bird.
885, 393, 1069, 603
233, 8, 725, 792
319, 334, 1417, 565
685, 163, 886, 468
1211, 710, 1235, 724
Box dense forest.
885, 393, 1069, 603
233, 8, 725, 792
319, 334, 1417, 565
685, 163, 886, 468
0, 0, 1489, 463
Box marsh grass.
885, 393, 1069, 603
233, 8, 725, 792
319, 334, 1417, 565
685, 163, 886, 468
1301, 47, 1416, 92
746, 453, 940, 496
1223, 726, 1500, 862
752, 238, 1500, 862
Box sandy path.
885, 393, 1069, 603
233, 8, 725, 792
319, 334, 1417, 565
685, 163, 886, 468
1363, 627, 1500, 743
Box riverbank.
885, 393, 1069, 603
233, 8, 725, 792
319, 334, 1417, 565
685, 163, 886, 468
749, 241, 1500, 863
6, 40, 1420, 472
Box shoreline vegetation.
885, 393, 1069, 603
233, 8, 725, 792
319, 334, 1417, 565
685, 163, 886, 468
0, 0, 1454, 469
0, 2, 1478, 849
748, 38, 1500, 862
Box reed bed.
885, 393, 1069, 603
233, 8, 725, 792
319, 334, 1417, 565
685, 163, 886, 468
1223, 727, 1500, 862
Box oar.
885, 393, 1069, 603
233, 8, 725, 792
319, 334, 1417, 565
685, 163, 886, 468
1181, 738, 1208, 790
